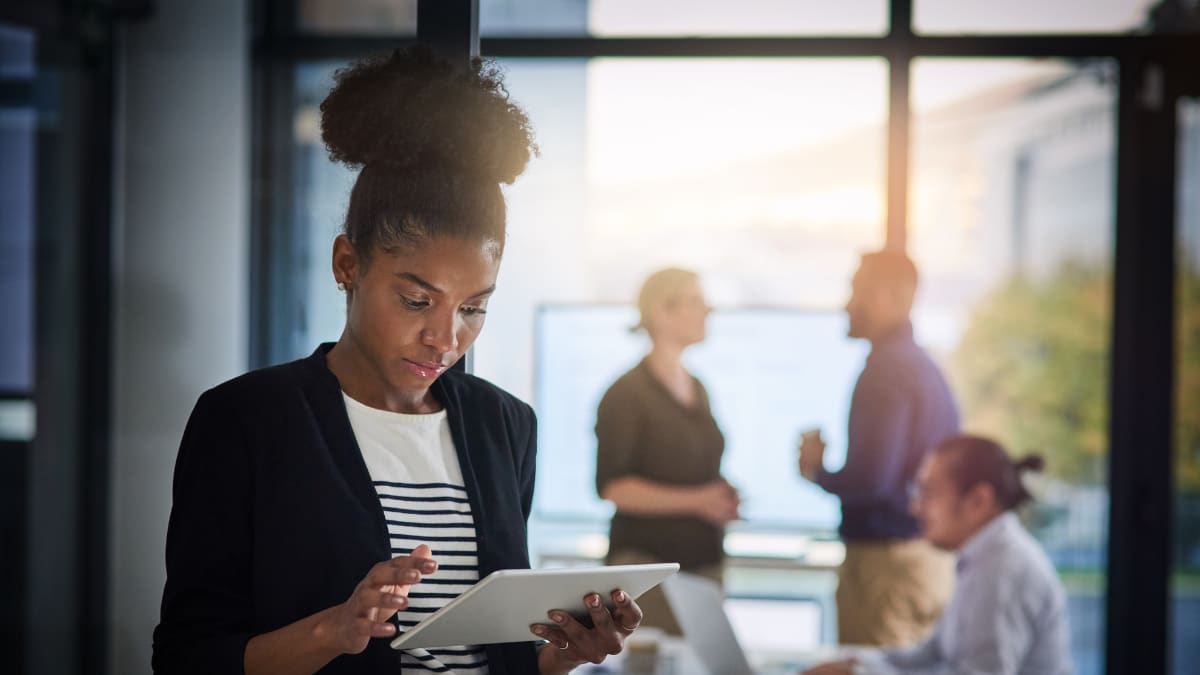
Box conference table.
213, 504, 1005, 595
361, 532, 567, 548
570, 635, 839, 675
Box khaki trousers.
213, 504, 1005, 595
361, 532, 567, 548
606, 550, 723, 636
836, 539, 954, 647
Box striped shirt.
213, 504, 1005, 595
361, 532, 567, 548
344, 393, 489, 675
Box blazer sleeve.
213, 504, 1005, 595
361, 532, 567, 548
518, 402, 537, 523
152, 389, 255, 675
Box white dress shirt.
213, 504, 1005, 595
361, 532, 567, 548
856, 512, 1072, 675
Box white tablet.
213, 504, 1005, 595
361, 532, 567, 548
388, 562, 679, 650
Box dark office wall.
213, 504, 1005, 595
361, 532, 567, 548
109, 1, 250, 673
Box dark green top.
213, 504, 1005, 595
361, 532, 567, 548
594, 359, 726, 571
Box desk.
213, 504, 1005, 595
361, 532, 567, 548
571, 636, 837, 675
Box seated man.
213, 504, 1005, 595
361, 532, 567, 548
805, 434, 1071, 675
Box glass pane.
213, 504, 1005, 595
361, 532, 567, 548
912, 57, 1117, 675
482, 0, 887, 36
493, 57, 884, 648
0, 24, 35, 393
481, 0, 587, 36
293, 63, 357, 352
298, 0, 417, 35
1173, 96, 1200, 675
0, 23, 35, 78
915, 0, 1169, 34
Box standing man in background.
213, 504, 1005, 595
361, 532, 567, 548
799, 250, 959, 647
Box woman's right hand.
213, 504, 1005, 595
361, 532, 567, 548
692, 479, 741, 526
316, 543, 437, 655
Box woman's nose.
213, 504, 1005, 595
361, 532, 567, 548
421, 312, 458, 354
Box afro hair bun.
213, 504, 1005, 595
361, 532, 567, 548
319, 44, 537, 185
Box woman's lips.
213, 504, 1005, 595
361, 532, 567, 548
403, 359, 447, 379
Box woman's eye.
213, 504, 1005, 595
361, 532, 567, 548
400, 296, 429, 310
461, 306, 488, 317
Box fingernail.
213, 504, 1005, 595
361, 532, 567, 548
422, 560, 437, 572
587, 594, 601, 608
532, 626, 545, 636
615, 591, 628, 603
405, 570, 419, 582
552, 612, 566, 624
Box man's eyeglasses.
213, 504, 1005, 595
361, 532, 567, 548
906, 480, 938, 503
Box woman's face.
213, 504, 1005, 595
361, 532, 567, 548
335, 234, 501, 399
651, 278, 710, 348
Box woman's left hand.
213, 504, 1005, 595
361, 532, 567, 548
531, 588, 644, 674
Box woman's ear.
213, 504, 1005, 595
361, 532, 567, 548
331, 234, 360, 288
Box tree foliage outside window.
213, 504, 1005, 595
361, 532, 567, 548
950, 259, 1200, 571
949, 262, 1112, 486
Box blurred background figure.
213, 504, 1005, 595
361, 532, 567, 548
805, 434, 1070, 674
799, 250, 959, 646
595, 267, 739, 635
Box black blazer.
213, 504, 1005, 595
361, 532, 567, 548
152, 344, 540, 674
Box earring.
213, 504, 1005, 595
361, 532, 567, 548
337, 281, 347, 292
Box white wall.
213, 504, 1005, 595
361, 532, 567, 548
109, 2, 249, 673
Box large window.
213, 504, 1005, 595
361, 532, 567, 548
911, 57, 1117, 675
254, 0, 1198, 669
0, 23, 35, 399
0, 21, 36, 671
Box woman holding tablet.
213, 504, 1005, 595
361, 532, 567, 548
152, 47, 641, 675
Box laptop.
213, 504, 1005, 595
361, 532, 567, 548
661, 572, 757, 675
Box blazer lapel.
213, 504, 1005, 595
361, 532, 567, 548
432, 374, 494, 575
297, 344, 390, 557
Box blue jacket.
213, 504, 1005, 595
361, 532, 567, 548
152, 344, 539, 674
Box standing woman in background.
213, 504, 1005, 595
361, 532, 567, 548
152, 46, 641, 675
595, 268, 739, 634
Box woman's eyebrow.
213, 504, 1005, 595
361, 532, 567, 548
395, 272, 495, 299
467, 285, 496, 300
395, 272, 441, 293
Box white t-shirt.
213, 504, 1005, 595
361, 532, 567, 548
343, 393, 489, 675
